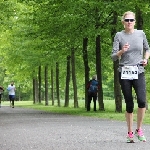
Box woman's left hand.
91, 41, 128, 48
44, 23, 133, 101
143, 59, 148, 66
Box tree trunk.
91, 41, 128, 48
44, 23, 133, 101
18, 85, 21, 101
111, 11, 122, 112
45, 65, 48, 106
33, 78, 36, 104
71, 48, 78, 108
96, 35, 104, 110
33, 77, 38, 104
51, 68, 54, 105
136, 7, 148, 110
38, 66, 41, 103
94, 6, 104, 111
113, 60, 122, 112
136, 6, 143, 30
64, 55, 71, 107
82, 37, 90, 108
56, 62, 60, 106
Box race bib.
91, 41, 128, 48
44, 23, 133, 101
121, 66, 138, 80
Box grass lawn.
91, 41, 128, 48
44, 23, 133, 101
1, 100, 150, 124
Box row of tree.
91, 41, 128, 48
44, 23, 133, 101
0, 0, 150, 112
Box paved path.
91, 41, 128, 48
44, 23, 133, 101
0, 106, 150, 150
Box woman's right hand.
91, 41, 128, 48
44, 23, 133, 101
122, 42, 130, 53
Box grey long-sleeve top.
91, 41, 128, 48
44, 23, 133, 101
111, 29, 150, 73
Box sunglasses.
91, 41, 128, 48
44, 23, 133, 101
124, 19, 135, 22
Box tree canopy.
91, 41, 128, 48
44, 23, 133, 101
1, 0, 150, 108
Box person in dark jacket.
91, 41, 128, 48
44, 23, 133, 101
87, 75, 100, 111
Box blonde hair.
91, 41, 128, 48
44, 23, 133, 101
121, 11, 135, 21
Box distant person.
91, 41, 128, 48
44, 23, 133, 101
87, 75, 100, 111
0, 86, 4, 108
7, 81, 16, 108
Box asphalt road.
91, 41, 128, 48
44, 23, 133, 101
0, 106, 150, 150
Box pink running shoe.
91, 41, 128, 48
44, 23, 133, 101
135, 129, 146, 142
127, 132, 134, 143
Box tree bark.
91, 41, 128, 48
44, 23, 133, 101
38, 66, 41, 103
71, 48, 78, 108
82, 37, 90, 108
94, 6, 104, 111
136, 7, 148, 110
45, 65, 48, 106
33, 78, 35, 104
96, 35, 104, 110
113, 60, 122, 112
51, 68, 54, 105
64, 55, 71, 107
33, 77, 38, 104
56, 62, 60, 106
111, 11, 122, 112
136, 6, 143, 30
18, 85, 21, 101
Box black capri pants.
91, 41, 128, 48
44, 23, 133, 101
119, 72, 146, 112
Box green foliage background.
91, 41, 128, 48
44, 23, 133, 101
0, 0, 150, 102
